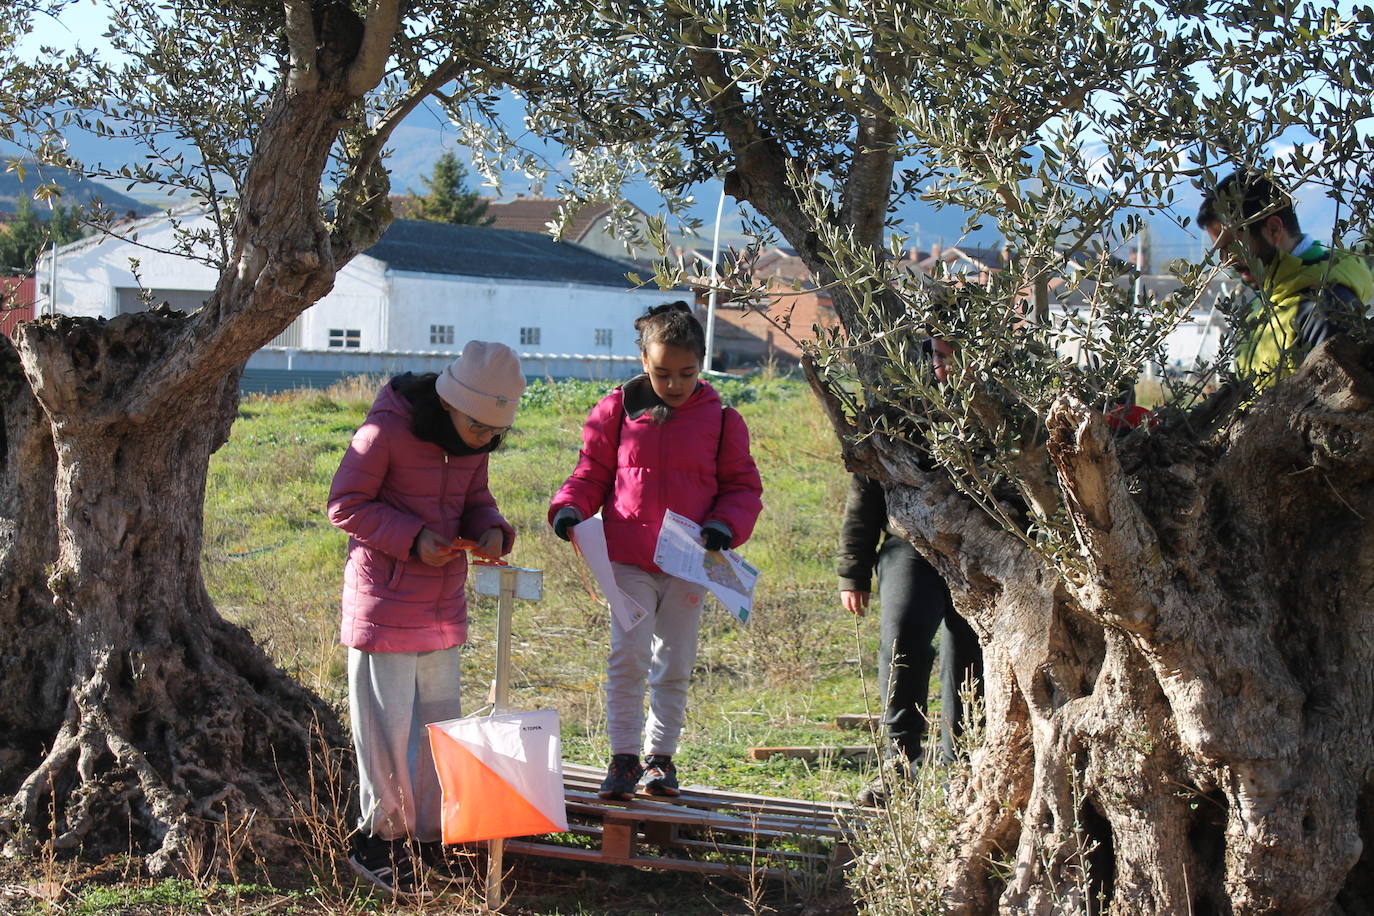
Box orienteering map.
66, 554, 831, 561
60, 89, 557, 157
652, 509, 758, 624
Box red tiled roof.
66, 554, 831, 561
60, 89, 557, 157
481, 197, 614, 243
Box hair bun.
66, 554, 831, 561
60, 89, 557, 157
634, 301, 707, 360
644, 300, 692, 317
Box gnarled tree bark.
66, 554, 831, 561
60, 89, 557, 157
844, 337, 1374, 913
0, 0, 410, 872
671, 20, 1374, 901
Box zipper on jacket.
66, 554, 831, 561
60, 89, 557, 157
438, 452, 451, 618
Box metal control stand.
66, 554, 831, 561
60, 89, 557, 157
471, 563, 543, 912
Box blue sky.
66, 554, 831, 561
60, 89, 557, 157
21, 1, 1359, 264
6, 2, 1014, 252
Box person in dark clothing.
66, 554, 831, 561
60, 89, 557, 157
838, 473, 982, 805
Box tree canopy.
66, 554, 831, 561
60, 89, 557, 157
500, 0, 1374, 544
405, 150, 493, 225
0, 196, 82, 275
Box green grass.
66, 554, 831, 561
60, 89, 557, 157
67, 878, 292, 914
196, 370, 906, 913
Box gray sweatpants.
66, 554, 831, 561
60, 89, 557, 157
607, 563, 708, 756
348, 646, 462, 842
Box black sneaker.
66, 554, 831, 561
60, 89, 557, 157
597, 753, 644, 800
856, 756, 914, 808
417, 840, 475, 885
347, 835, 431, 899
641, 754, 680, 797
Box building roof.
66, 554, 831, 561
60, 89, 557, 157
481, 197, 615, 243
365, 219, 638, 288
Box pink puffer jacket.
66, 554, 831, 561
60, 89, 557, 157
328, 382, 514, 652
549, 379, 763, 572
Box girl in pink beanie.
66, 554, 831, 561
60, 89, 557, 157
549, 303, 763, 800
328, 340, 525, 896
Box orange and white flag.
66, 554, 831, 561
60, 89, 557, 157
427, 709, 569, 845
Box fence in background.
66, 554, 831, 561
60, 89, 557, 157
243, 346, 641, 395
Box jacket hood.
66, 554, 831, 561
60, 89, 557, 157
370, 378, 413, 421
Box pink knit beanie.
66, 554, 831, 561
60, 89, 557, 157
435, 341, 526, 427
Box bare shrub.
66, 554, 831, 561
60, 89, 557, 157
845, 689, 984, 915
741, 584, 848, 685
279, 717, 356, 906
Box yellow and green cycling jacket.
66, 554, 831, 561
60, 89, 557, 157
1236, 239, 1374, 388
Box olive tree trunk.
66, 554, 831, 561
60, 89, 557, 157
842, 337, 1374, 914
0, 0, 402, 871
681, 24, 1374, 901
0, 321, 335, 873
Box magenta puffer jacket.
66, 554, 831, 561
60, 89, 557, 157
549, 379, 763, 572
328, 383, 514, 652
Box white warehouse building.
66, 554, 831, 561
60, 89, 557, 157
35, 209, 666, 389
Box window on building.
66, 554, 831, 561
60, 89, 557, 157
430, 324, 455, 345
329, 328, 361, 348
594, 328, 613, 348
520, 327, 541, 346
267, 318, 303, 348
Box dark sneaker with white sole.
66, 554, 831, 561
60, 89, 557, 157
641, 754, 680, 796
347, 835, 432, 899
597, 753, 644, 800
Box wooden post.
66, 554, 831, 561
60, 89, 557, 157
468, 564, 544, 912
486, 565, 518, 911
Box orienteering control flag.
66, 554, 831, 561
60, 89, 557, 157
427, 709, 569, 844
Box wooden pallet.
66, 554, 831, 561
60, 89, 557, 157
501, 763, 862, 882
747, 745, 874, 762
834, 713, 881, 731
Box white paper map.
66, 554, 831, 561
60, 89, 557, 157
569, 515, 650, 630
653, 509, 758, 624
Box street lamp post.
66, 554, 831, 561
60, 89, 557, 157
703, 186, 726, 374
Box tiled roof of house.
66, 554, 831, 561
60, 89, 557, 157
481, 197, 614, 242
365, 219, 637, 288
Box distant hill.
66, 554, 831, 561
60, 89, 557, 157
3, 100, 1248, 261
0, 163, 151, 217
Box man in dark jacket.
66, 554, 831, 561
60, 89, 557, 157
838, 473, 982, 805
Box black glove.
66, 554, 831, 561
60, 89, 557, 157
552, 508, 582, 542
702, 526, 732, 552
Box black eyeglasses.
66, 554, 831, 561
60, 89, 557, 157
467, 419, 513, 437
440, 398, 512, 437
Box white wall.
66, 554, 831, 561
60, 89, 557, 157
245, 346, 641, 381
1161, 312, 1226, 371
37, 211, 220, 319
299, 255, 388, 349
37, 213, 671, 363
1048, 304, 1227, 374
386, 271, 664, 358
